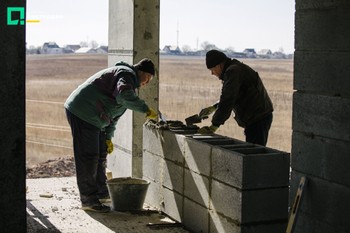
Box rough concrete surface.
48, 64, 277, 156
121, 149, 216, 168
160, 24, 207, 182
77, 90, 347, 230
26, 177, 190, 233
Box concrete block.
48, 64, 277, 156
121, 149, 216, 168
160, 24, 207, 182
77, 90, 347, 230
292, 211, 350, 233
210, 211, 240, 233
144, 180, 162, 210
211, 180, 288, 224
295, 6, 350, 51
188, 135, 243, 146
143, 151, 162, 183
209, 211, 287, 233
293, 92, 350, 142
143, 125, 164, 157
212, 147, 243, 188
195, 137, 242, 146
183, 197, 209, 233
212, 147, 290, 189
184, 137, 212, 176
163, 159, 183, 193
294, 51, 350, 96
211, 180, 241, 222
290, 171, 350, 230
292, 132, 350, 186
162, 187, 183, 222
184, 168, 210, 208
296, 0, 350, 10
162, 130, 185, 163
241, 188, 289, 223
242, 151, 290, 188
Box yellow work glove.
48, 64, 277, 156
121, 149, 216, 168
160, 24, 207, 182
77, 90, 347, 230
106, 139, 113, 154
199, 105, 217, 118
146, 108, 157, 120
197, 125, 219, 134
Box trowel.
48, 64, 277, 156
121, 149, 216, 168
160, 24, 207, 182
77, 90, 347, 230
185, 114, 208, 126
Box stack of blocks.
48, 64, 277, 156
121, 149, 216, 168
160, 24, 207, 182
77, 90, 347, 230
143, 124, 290, 233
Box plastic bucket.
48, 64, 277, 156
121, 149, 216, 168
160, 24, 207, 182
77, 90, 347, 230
106, 177, 150, 211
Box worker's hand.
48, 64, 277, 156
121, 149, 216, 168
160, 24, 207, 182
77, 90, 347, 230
197, 125, 219, 134
146, 108, 157, 120
199, 105, 217, 118
106, 139, 113, 154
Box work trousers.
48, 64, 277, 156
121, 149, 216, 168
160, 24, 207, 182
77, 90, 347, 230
244, 113, 273, 146
65, 109, 109, 205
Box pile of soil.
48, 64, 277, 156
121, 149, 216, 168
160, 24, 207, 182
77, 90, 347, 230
26, 156, 76, 179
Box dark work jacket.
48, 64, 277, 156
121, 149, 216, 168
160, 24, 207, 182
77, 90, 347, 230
212, 59, 273, 128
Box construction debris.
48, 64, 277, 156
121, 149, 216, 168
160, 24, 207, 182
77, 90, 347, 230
26, 156, 76, 179
39, 192, 53, 198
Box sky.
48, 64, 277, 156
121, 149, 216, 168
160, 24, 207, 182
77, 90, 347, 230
26, 0, 295, 53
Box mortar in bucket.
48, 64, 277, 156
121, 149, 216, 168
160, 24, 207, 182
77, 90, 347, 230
106, 177, 150, 211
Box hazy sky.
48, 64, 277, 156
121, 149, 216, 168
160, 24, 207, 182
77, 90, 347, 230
26, 0, 295, 53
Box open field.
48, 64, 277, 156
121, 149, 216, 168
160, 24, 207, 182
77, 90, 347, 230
26, 54, 293, 166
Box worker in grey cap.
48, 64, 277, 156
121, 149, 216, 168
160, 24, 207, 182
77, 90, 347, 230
64, 58, 157, 213
198, 49, 273, 146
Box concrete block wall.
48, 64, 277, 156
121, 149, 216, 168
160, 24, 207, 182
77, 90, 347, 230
292, 1, 350, 232
143, 125, 290, 233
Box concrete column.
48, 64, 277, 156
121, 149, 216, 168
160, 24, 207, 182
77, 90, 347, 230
108, 0, 159, 178
0, 1, 26, 231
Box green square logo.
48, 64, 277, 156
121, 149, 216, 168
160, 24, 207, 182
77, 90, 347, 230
7, 7, 25, 25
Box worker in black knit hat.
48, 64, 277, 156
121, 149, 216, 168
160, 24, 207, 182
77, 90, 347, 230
198, 49, 274, 146
64, 58, 157, 213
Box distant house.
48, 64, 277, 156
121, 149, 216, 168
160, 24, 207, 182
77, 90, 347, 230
162, 45, 181, 55
41, 42, 63, 54
271, 51, 286, 59
65, 44, 81, 52
243, 48, 256, 58
75, 47, 96, 54
257, 49, 272, 58
95, 46, 108, 54
231, 52, 247, 58
224, 50, 246, 58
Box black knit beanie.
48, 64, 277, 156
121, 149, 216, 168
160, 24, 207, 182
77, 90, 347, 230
206, 50, 227, 69
135, 58, 155, 75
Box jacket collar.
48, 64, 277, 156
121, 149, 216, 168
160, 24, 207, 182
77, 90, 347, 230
219, 58, 239, 80
115, 61, 141, 88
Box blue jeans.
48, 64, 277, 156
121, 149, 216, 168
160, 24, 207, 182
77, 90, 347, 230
65, 109, 109, 205
244, 113, 273, 146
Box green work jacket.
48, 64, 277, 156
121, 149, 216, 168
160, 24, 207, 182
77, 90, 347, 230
64, 62, 149, 139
